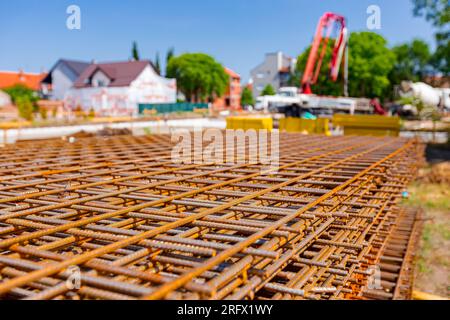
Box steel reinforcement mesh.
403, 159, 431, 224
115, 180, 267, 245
0, 133, 424, 300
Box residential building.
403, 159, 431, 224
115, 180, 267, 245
41, 59, 90, 100
0, 90, 18, 120
250, 52, 297, 97
64, 60, 176, 116
0, 90, 11, 107
0, 70, 46, 91
213, 67, 242, 111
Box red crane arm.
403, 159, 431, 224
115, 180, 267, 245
302, 12, 347, 94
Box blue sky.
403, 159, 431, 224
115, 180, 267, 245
0, 0, 437, 82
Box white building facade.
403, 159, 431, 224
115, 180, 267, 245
0, 90, 11, 107
41, 60, 90, 101
64, 61, 176, 116
250, 52, 297, 98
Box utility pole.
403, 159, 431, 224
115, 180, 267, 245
344, 41, 349, 97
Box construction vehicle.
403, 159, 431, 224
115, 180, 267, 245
394, 81, 450, 116
257, 12, 386, 117
255, 87, 373, 116
301, 12, 348, 95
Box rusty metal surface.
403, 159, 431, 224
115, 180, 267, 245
0, 133, 424, 300
363, 208, 423, 300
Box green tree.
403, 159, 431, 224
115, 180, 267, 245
296, 42, 343, 96
432, 33, 450, 74
412, 0, 449, 29
347, 32, 396, 98
132, 41, 140, 61
412, 0, 450, 73
39, 107, 48, 120
3, 84, 38, 104
154, 52, 161, 75
15, 96, 34, 121
295, 32, 395, 98
240, 87, 255, 106
261, 84, 276, 96
166, 47, 175, 76
389, 39, 432, 85
287, 70, 301, 88
166, 53, 229, 102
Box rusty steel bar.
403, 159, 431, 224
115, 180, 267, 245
0, 132, 424, 300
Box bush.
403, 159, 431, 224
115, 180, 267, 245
16, 96, 34, 121
261, 84, 276, 96
88, 108, 96, 118
39, 107, 48, 120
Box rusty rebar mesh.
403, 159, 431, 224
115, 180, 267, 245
0, 133, 424, 300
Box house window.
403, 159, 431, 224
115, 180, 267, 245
256, 72, 265, 79
97, 80, 107, 87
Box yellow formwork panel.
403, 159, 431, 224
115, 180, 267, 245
226, 117, 273, 131
0, 121, 32, 129
279, 117, 330, 135
333, 114, 401, 137
316, 118, 330, 135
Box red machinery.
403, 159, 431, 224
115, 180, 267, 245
302, 12, 348, 95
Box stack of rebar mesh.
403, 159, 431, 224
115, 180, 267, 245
0, 132, 424, 300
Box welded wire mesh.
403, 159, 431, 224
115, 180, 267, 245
0, 133, 424, 300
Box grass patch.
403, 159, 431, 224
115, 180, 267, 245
403, 182, 450, 211
404, 179, 450, 296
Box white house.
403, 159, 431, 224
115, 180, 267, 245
250, 52, 297, 98
64, 60, 176, 116
0, 90, 11, 107
41, 59, 90, 100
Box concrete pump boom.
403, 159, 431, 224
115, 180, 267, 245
302, 12, 348, 95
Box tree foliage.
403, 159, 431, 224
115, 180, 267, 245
132, 41, 140, 61
287, 70, 301, 88
166, 53, 229, 102
261, 84, 276, 96
347, 32, 396, 98
431, 35, 450, 74
3, 84, 38, 104
154, 52, 161, 75
15, 96, 34, 121
412, 0, 449, 28
296, 43, 343, 96
166, 47, 175, 76
412, 0, 450, 74
295, 32, 395, 98
389, 39, 432, 85
240, 87, 255, 106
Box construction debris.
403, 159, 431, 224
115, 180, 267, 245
0, 133, 424, 300
69, 128, 132, 139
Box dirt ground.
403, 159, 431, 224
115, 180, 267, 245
404, 161, 450, 298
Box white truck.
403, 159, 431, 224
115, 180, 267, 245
255, 87, 372, 117
397, 81, 450, 116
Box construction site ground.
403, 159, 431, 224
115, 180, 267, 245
405, 159, 450, 297
0, 131, 428, 300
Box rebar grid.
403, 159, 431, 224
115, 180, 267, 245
0, 132, 424, 300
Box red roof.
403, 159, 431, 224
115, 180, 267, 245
224, 67, 240, 79
73, 60, 152, 88
0, 71, 46, 90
